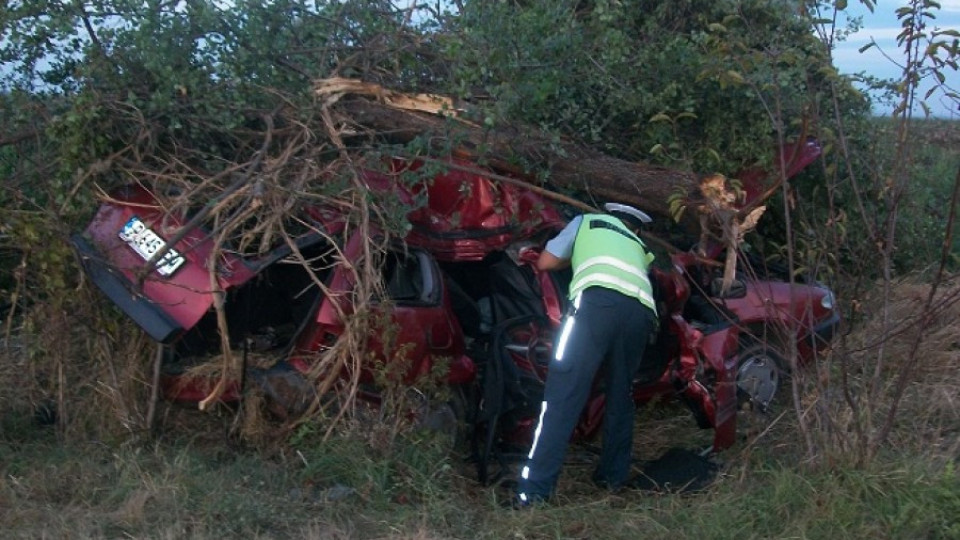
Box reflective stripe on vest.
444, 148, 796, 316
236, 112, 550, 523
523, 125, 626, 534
569, 214, 656, 314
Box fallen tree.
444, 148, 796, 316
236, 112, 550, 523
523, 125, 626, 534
315, 78, 702, 223
314, 78, 781, 286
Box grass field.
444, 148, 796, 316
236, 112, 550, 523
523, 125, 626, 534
2, 396, 957, 539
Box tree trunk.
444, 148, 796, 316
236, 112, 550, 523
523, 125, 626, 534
321, 86, 701, 222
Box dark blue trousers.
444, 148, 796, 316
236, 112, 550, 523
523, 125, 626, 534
517, 286, 655, 501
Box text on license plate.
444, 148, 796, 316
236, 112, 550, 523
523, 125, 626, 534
118, 216, 185, 276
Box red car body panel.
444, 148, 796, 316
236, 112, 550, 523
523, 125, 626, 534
736, 138, 822, 208
78, 185, 255, 341
291, 248, 474, 386
72, 148, 839, 457
364, 159, 565, 262
723, 280, 835, 359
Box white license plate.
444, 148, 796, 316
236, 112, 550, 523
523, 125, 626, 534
118, 216, 185, 276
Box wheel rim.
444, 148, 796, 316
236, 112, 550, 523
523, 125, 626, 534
499, 318, 552, 383
737, 352, 780, 408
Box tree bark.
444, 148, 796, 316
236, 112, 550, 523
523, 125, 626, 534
324, 92, 701, 222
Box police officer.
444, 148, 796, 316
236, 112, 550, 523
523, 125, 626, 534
513, 202, 658, 507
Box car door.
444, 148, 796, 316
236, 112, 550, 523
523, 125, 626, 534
290, 233, 471, 385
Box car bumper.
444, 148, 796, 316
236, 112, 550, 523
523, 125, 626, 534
72, 234, 184, 343
812, 310, 841, 345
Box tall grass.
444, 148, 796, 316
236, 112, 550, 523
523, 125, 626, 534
3, 369, 959, 540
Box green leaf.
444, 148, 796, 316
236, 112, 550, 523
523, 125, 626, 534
725, 70, 745, 84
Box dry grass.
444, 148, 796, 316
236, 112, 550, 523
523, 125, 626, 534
2, 278, 959, 539
819, 275, 960, 462
884, 278, 960, 454
2, 401, 956, 539
18, 291, 168, 441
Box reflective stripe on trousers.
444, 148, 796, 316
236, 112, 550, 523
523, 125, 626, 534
553, 292, 581, 362
516, 287, 655, 500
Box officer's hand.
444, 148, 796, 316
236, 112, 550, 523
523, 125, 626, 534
518, 245, 540, 264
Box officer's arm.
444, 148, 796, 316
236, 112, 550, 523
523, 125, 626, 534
537, 250, 570, 271
537, 216, 579, 271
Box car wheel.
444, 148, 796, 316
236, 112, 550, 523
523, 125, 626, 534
413, 384, 473, 455
736, 344, 787, 412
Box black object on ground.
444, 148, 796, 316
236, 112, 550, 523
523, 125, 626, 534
630, 447, 720, 494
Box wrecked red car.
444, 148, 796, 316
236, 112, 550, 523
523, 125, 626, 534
71, 151, 838, 480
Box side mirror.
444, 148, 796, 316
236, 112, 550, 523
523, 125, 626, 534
710, 277, 747, 299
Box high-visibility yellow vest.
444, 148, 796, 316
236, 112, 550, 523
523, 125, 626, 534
568, 214, 656, 314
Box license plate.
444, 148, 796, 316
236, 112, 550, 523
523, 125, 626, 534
118, 216, 186, 276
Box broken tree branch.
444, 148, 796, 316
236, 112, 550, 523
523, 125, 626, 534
315, 78, 702, 223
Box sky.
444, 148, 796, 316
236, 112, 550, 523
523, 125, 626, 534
830, 0, 960, 118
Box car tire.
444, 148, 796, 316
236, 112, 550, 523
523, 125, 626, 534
735, 344, 787, 412
414, 384, 474, 455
